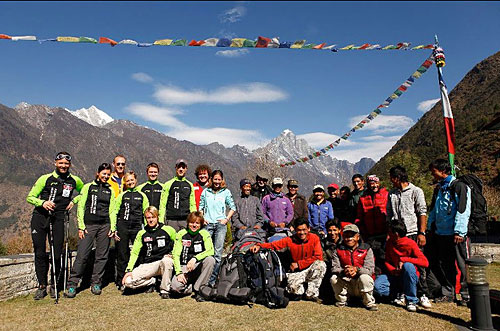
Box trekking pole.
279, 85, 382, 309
48, 211, 59, 304
63, 210, 70, 295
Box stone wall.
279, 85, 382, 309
0, 254, 38, 301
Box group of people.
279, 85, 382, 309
27, 152, 472, 313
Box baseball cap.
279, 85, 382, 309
272, 177, 283, 186
175, 159, 187, 167
343, 224, 360, 234
256, 174, 268, 182
367, 175, 380, 182
313, 184, 325, 192
327, 183, 339, 190
288, 179, 299, 187
240, 179, 251, 187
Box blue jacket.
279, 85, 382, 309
308, 199, 334, 233
427, 175, 471, 237
199, 187, 236, 224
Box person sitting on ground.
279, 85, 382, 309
374, 220, 429, 312
251, 174, 272, 201
233, 178, 265, 241
250, 218, 326, 303
285, 179, 308, 223
307, 185, 334, 238
355, 174, 388, 275
193, 164, 212, 210
122, 206, 177, 299
330, 224, 378, 311
170, 211, 215, 302
261, 177, 294, 241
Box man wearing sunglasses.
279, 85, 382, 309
108, 155, 127, 198
159, 159, 196, 231
27, 152, 84, 300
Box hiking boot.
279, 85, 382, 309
33, 286, 47, 300
366, 304, 378, 311
65, 287, 77, 298
160, 291, 170, 299
117, 284, 125, 292
335, 301, 346, 308
91, 284, 102, 295
419, 295, 432, 308
145, 285, 155, 293
194, 293, 207, 302
393, 293, 405, 306
49, 285, 57, 299
406, 302, 418, 312
434, 295, 453, 303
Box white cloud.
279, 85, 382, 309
153, 82, 288, 106
219, 5, 247, 23
297, 132, 354, 149
126, 103, 185, 128
169, 126, 266, 150
216, 49, 249, 58
417, 98, 440, 112
131, 72, 153, 83
348, 114, 414, 133
329, 135, 403, 163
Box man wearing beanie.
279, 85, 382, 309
233, 178, 265, 240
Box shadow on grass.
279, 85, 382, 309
416, 309, 468, 328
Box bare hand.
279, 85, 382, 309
398, 261, 404, 270
250, 245, 260, 253
78, 229, 88, 239
240, 226, 248, 230
219, 218, 228, 225
454, 234, 464, 244
270, 221, 277, 228
290, 262, 299, 271
122, 272, 133, 285
417, 234, 426, 247
65, 202, 74, 211
187, 258, 196, 272
253, 225, 261, 229
43, 200, 56, 211
177, 274, 187, 284
114, 232, 121, 241
279, 222, 286, 228
108, 230, 115, 238
344, 265, 357, 278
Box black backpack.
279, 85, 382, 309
452, 174, 488, 235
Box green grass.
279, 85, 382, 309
1, 264, 500, 331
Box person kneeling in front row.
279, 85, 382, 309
250, 217, 326, 302
122, 206, 176, 299
171, 211, 215, 302
330, 224, 378, 311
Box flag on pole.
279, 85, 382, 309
438, 67, 456, 175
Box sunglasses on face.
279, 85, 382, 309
288, 185, 298, 189
55, 154, 72, 161
116, 162, 126, 166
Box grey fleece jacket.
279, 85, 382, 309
233, 194, 265, 229
386, 182, 427, 236
330, 243, 375, 277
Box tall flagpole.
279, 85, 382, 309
434, 35, 456, 176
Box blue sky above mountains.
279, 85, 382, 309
1, 1, 499, 162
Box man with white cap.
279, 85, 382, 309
261, 177, 294, 241
159, 159, 196, 231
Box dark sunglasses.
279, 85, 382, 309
55, 154, 72, 161
288, 185, 298, 189
116, 162, 126, 166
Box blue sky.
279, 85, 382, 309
1, 1, 499, 162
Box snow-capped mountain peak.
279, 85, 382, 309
69, 105, 113, 127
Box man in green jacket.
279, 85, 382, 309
26, 152, 84, 300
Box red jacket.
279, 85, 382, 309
193, 182, 205, 210
355, 187, 389, 237
259, 233, 323, 271
385, 236, 429, 277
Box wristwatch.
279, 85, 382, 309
418, 231, 426, 236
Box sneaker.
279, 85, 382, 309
335, 301, 346, 308
393, 293, 405, 306
194, 293, 207, 302
117, 284, 125, 292
33, 286, 47, 300
65, 287, 76, 299
419, 295, 432, 308
366, 304, 379, 311
91, 284, 102, 295
434, 295, 453, 303
407, 302, 417, 312
49, 285, 56, 299
145, 285, 155, 293
160, 291, 170, 299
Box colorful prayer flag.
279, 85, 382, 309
154, 39, 173, 46
57, 36, 80, 43
99, 37, 117, 46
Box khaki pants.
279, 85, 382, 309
171, 256, 215, 294
330, 273, 376, 307
125, 256, 174, 292
286, 260, 326, 298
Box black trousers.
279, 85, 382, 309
429, 233, 471, 300
31, 211, 65, 287
365, 235, 386, 276
68, 223, 111, 287
115, 223, 140, 284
